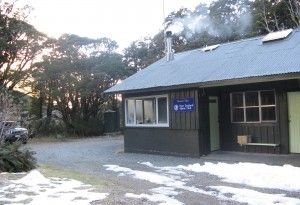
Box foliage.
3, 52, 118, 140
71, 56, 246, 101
0, 87, 20, 141
2, 0, 299, 138
71, 117, 104, 136
252, 0, 294, 33
29, 96, 43, 119
0, 142, 36, 172
0, 1, 50, 90
31, 34, 127, 136
286, 0, 300, 27
123, 0, 300, 72
30, 117, 66, 137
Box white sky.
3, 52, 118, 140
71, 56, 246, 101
15, 0, 209, 51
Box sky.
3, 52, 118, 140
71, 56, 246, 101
15, 0, 209, 51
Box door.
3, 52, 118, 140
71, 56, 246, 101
288, 92, 300, 153
209, 96, 220, 151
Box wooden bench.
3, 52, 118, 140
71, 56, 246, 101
242, 143, 280, 153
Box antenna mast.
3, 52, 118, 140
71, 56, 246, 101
163, 0, 165, 21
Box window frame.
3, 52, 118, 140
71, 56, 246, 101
125, 94, 169, 127
230, 90, 277, 123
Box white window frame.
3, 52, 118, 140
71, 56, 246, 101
230, 90, 277, 123
125, 94, 169, 127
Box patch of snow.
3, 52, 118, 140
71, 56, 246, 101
0, 170, 108, 205
201, 44, 220, 52
211, 186, 300, 205
13, 169, 51, 186
177, 162, 300, 191
125, 193, 183, 205
104, 164, 215, 195
105, 162, 300, 205
151, 187, 181, 196
139, 162, 188, 175
140, 161, 154, 167
104, 165, 186, 188
0, 172, 26, 175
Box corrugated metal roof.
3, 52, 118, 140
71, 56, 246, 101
105, 29, 300, 93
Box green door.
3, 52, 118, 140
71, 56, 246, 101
288, 92, 300, 153
209, 96, 220, 151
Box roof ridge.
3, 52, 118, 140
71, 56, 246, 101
174, 28, 300, 56
174, 35, 261, 56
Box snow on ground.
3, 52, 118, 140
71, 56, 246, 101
176, 162, 300, 191
104, 164, 215, 205
103, 164, 212, 194
0, 170, 108, 205
104, 165, 186, 188
125, 193, 183, 205
211, 186, 300, 205
104, 162, 300, 205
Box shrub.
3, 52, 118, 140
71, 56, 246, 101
71, 117, 104, 136
0, 143, 36, 172
30, 117, 66, 137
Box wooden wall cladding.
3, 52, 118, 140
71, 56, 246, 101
169, 89, 199, 130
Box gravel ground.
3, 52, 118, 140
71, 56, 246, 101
24, 136, 300, 205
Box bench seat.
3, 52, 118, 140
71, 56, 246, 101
241, 143, 280, 153
244, 143, 279, 147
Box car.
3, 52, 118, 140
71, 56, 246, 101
0, 121, 29, 144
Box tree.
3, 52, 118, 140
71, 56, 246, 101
0, 1, 48, 90
123, 0, 257, 72
123, 40, 149, 73
286, 0, 300, 27
0, 88, 20, 141
251, 0, 296, 33
32, 34, 127, 135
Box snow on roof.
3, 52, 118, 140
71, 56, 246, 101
201, 44, 220, 52
262, 29, 293, 43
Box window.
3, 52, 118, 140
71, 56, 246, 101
245, 92, 259, 122
126, 99, 135, 124
157, 97, 168, 123
143, 98, 156, 124
231, 91, 276, 123
261, 91, 276, 121
125, 95, 169, 127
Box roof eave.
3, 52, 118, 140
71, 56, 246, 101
104, 72, 300, 95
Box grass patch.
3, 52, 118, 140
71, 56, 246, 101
38, 164, 107, 190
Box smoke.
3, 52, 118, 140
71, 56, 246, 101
166, 1, 253, 39
167, 14, 218, 38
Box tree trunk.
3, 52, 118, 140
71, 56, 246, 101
38, 96, 43, 119
46, 97, 53, 117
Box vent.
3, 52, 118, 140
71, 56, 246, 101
165, 31, 174, 61
201, 44, 220, 52
262, 29, 293, 43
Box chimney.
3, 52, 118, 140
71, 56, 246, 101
165, 31, 174, 61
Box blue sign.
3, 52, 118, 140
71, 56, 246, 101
173, 98, 195, 112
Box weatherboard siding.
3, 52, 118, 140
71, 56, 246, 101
124, 128, 200, 156
122, 88, 201, 156
123, 88, 199, 131
170, 89, 199, 130
122, 80, 300, 156
218, 80, 300, 154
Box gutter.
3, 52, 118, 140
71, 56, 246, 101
104, 72, 300, 95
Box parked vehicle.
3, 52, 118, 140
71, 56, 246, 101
0, 121, 29, 144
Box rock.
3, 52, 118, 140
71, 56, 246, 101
52, 110, 63, 119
